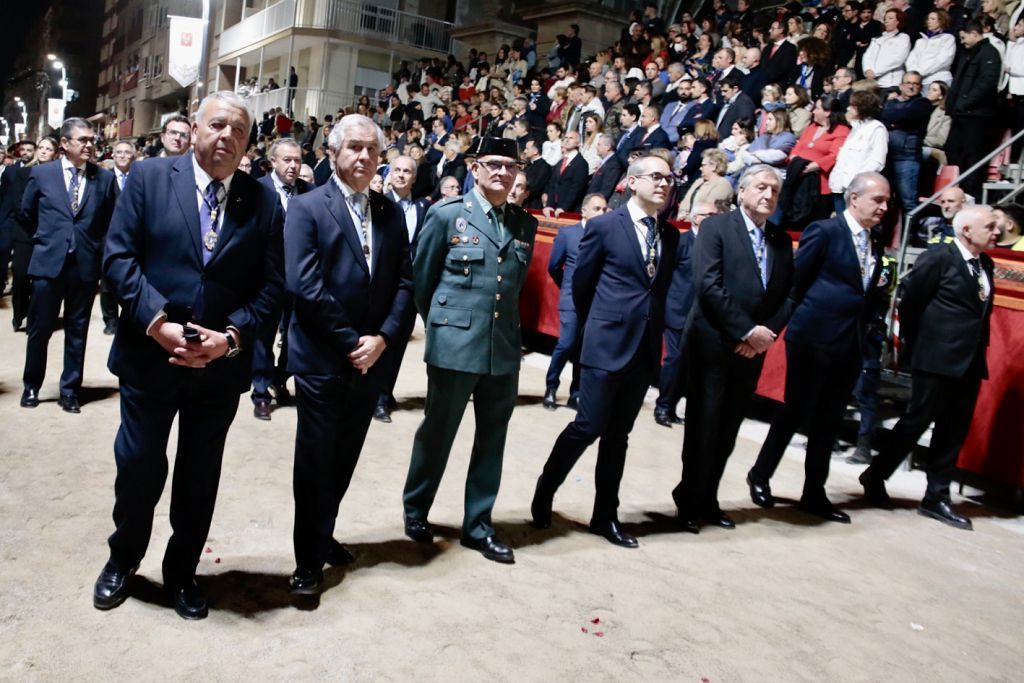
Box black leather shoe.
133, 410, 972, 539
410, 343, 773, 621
253, 398, 271, 421
274, 384, 292, 406
20, 387, 39, 408
288, 567, 324, 595
170, 579, 208, 620
918, 498, 972, 530
530, 479, 553, 529
859, 471, 893, 510
460, 535, 515, 563
677, 515, 701, 534
58, 394, 81, 413
373, 404, 392, 423
653, 408, 673, 427
798, 498, 851, 524
404, 515, 434, 544
747, 471, 774, 508
589, 520, 639, 548
93, 561, 135, 610
326, 539, 355, 566
12, 319, 25, 332
669, 413, 685, 425
702, 511, 736, 529
566, 395, 579, 410
103, 321, 117, 335
542, 388, 557, 411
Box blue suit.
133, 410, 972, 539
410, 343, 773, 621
537, 205, 679, 523
615, 126, 644, 165
586, 154, 624, 200
678, 98, 719, 133
102, 151, 284, 587
750, 215, 884, 502
660, 100, 697, 145
285, 178, 413, 571
544, 222, 584, 399
638, 125, 672, 151
20, 159, 116, 397
655, 229, 696, 415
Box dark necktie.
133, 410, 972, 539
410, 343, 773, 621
68, 167, 81, 214
283, 184, 295, 198
200, 181, 223, 266
491, 206, 507, 241
641, 216, 658, 278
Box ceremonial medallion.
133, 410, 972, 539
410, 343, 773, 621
203, 230, 218, 252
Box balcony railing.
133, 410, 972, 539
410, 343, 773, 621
242, 87, 358, 120
219, 0, 452, 58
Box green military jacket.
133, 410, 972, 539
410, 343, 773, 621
413, 191, 539, 375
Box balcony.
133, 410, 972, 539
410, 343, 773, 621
219, 0, 453, 59
242, 87, 357, 119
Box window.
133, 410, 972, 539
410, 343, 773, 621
153, 54, 163, 78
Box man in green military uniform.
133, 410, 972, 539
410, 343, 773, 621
402, 137, 538, 564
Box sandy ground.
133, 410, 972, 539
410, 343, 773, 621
1, 302, 1022, 682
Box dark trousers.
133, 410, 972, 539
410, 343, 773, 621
10, 241, 32, 325
107, 381, 240, 587
292, 371, 379, 570
378, 307, 416, 407
538, 345, 653, 523
854, 330, 885, 438
655, 324, 687, 413
749, 341, 861, 501
544, 308, 581, 398
251, 304, 291, 401
946, 116, 991, 200
99, 276, 118, 326
23, 255, 96, 395
673, 330, 764, 517
403, 365, 518, 539
865, 369, 981, 501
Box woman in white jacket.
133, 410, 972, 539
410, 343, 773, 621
862, 9, 912, 89
829, 91, 889, 213
905, 10, 957, 87
1007, 17, 1024, 154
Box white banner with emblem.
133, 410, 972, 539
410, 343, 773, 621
168, 15, 204, 88
47, 98, 66, 130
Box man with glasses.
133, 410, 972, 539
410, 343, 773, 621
19, 117, 116, 413
881, 71, 932, 216
402, 138, 537, 564
531, 154, 679, 549
100, 140, 136, 335
831, 67, 856, 109
158, 115, 192, 157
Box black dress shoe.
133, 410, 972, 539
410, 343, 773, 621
530, 480, 553, 529
20, 387, 39, 408
12, 319, 25, 332
326, 539, 355, 566
274, 384, 293, 406
677, 515, 701, 534
288, 567, 324, 595
93, 561, 135, 610
798, 498, 851, 524
589, 520, 639, 548
542, 388, 557, 411
460, 535, 515, 563
702, 511, 736, 529
103, 321, 117, 336
669, 413, 685, 425
859, 471, 893, 510
566, 395, 579, 410
58, 394, 81, 413
373, 404, 392, 423
653, 408, 673, 427
253, 398, 271, 421
170, 579, 209, 620
403, 515, 434, 544
747, 471, 774, 508
918, 498, 972, 530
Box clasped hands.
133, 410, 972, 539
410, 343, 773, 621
734, 325, 776, 359
348, 335, 387, 375
151, 321, 233, 368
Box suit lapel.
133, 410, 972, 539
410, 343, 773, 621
835, 214, 867, 290
954, 244, 985, 314
369, 190, 385, 277
208, 171, 249, 266
734, 211, 765, 289
618, 208, 648, 278
170, 154, 203, 264
324, 180, 370, 276
75, 162, 98, 217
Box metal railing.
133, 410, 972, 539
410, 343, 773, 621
243, 87, 358, 119
219, 0, 453, 58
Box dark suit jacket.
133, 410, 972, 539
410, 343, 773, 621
433, 155, 467, 198
389, 189, 430, 259
524, 159, 552, 210
689, 209, 794, 349
313, 158, 332, 186
545, 153, 588, 212
258, 173, 311, 206
899, 241, 993, 379
548, 222, 583, 311
103, 152, 285, 391
0, 166, 31, 244
741, 66, 766, 104
665, 229, 697, 330
20, 160, 116, 282
784, 215, 884, 355
285, 181, 413, 376
586, 154, 624, 199
679, 98, 720, 133
716, 92, 757, 139
615, 126, 644, 165
638, 125, 672, 150
763, 40, 797, 86
573, 205, 680, 372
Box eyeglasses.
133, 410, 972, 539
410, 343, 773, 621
71, 136, 96, 145
478, 160, 518, 173
634, 172, 673, 185
902, 81, 922, 87
164, 130, 191, 140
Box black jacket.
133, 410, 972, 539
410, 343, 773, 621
881, 95, 933, 161
946, 41, 1001, 119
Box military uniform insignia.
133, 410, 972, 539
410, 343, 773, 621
514, 239, 529, 249
471, 236, 480, 244
450, 235, 461, 245
456, 218, 468, 233
461, 235, 470, 244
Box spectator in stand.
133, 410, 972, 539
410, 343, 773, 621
274, 107, 293, 137
603, 81, 627, 139
432, 139, 467, 198
994, 203, 1024, 249
643, 1, 667, 36
917, 185, 969, 243
709, 48, 740, 85
522, 138, 551, 209
906, 10, 957, 88
678, 148, 734, 219
812, 21, 832, 43
946, 21, 1002, 200
615, 103, 644, 163
586, 134, 624, 200
237, 155, 253, 174
784, 84, 813, 136
715, 75, 757, 139
1007, 17, 1024, 157
835, 1, 863, 70
679, 78, 719, 131
934, 0, 970, 33
764, 20, 799, 85
678, 120, 720, 183
543, 130, 588, 215
829, 90, 889, 212
686, 33, 716, 77
852, 3, 883, 77
662, 80, 696, 144
437, 175, 461, 199
881, 71, 932, 215
526, 77, 551, 131
981, 0, 1011, 37
636, 104, 672, 150
792, 37, 833, 100
645, 62, 667, 99
789, 95, 852, 220
580, 113, 605, 174
563, 24, 583, 67
740, 47, 766, 103
788, 15, 811, 45
739, 109, 798, 169
922, 80, 951, 165
543, 122, 564, 166
862, 9, 911, 90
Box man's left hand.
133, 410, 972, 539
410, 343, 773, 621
167, 323, 232, 368
349, 335, 387, 374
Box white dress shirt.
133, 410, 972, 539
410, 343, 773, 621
953, 236, 992, 299
333, 175, 374, 275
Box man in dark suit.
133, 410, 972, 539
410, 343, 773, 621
654, 200, 719, 427
312, 145, 332, 186
100, 140, 137, 336
402, 138, 537, 564
859, 205, 998, 530
739, 48, 766, 104
18, 118, 116, 413
671, 164, 794, 533
636, 105, 672, 150
678, 79, 719, 132
543, 193, 609, 411
543, 130, 589, 216
532, 154, 680, 548
286, 115, 413, 593
249, 138, 310, 420
615, 104, 644, 165
94, 92, 284, 619
375, 154, 431, 423
715, 75, 757, 140
763, 20, 798, 86
586, 134, 624, 200
432, 139, 467, 199
521, 138, 551, 211
747, 173, 890, 523
0, 153, 36, 332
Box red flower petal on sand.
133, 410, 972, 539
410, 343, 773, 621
581, 627, 588, 633
214, 557, 221, 564
205, 547, 212, 553
594, 632, 604, 637
591, 618, 600, 624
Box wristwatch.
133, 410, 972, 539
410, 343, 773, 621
224, 332, 241, 358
